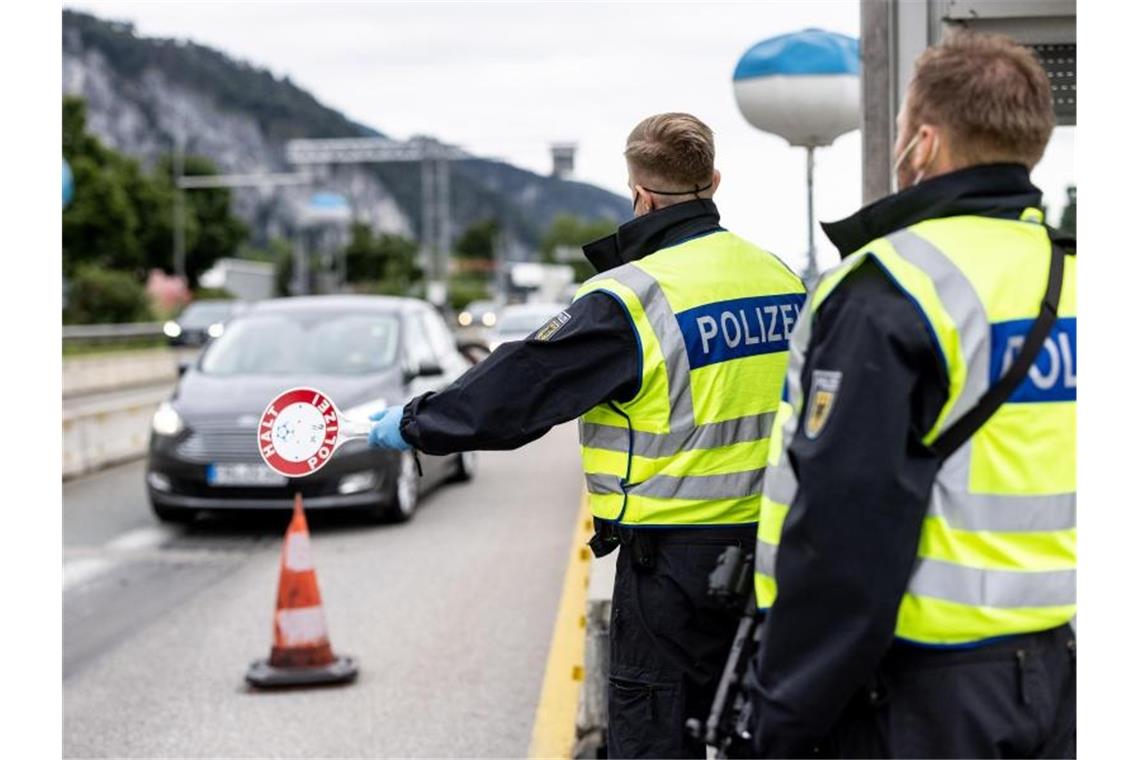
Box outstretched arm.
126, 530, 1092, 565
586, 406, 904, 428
394, 293, 640, 455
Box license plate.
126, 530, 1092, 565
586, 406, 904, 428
207, 463, 288, 487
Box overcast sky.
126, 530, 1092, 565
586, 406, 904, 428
68, 1, 1076, 272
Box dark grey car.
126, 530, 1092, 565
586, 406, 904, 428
146, 295, 476, 524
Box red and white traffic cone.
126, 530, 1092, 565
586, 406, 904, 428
245, 494, 357, 688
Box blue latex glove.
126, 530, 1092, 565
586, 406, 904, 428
368, 406, 412, 451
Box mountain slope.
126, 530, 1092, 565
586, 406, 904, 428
62, 9, 627, 251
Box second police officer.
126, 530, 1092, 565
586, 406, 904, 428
741, 30, 1076, 758
366, 112, 805, 757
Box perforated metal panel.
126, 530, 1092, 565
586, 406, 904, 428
1030, 43, 1076, 125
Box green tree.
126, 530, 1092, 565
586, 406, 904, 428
154, 154, 249, 288
343, 223, 422, 295
63, 95, 249, 288
539, 214, 617, 282
62, 97, 143, 276
448, 219, 499, 308
447, 275, 490, 310
64, 265, 153, 324
454, 219, 499, 261
344, 223, 385, 282
130, 158, 185, 276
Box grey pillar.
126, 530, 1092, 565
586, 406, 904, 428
861, 0, 894, 205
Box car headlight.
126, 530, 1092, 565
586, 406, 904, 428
482, 312, 497, 327
163, 321, 182, 338
338, 472, 378, 495
152, 401, 184, 436
207, 322, 225, 338
457, 311, 473, 327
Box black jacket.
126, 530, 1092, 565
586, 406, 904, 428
749, 164, 1047, 757
399, 200, 724, 454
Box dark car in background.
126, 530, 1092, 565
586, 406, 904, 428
163, 299, 246, 346
455, 298, 501, 329
147, 295, 477, 524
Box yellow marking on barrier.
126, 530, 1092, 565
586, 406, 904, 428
529, 491, 594, 759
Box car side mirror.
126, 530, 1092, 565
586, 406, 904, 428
177, 359, 193, 377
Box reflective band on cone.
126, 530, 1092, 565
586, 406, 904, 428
276, 606, 328, 648
284, 532, 314, 572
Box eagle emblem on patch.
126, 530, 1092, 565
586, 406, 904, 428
534, 310, 572, 341
804, 370, 842, 439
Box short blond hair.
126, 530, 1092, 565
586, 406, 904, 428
625, 113, 715, 189
907, 29, 1054, 168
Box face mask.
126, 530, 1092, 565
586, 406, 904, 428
631, 181, 714, 214
892, 132, 940, 192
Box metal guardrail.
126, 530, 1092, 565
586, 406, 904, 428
62, 322, 165, 341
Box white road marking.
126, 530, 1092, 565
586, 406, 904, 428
105, 525, 176, 551
64, 525, 178, 591
63, 558, 115, 591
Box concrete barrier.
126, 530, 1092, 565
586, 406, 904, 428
63, 349, 189, 398
62, 385, 172, 478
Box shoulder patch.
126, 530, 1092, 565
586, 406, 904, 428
804, 370, 842, 439
533, 310, 572, 341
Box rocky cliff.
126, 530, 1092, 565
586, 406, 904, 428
62, 9, 627, 252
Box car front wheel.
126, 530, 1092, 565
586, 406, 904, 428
383, 451, 420, 522
450, 450, 477, 483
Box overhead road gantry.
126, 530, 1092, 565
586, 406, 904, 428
284, 136, 477, 306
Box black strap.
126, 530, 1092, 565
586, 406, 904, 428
929, 229, 1075, 460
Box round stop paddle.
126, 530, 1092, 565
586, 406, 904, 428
257, 387, 374, 478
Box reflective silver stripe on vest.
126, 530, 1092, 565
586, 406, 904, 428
755, 538, 777, 577
580, 412, 777, 458
586, 469, 766, 501
783, 287, 814, 411
909, 557, 1075, 609
605, 263, 695, 430
761, 457, 798, 507
759, 302, 812, 510
585, 473, 625, 495
930, 487, 1077, 533
886, 229, 992, 430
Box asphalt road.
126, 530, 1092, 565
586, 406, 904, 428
63, 423, 585, 758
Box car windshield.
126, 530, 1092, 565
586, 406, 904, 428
200, 311, 400, 376
178, 301, 237, 328
497, 308, 561, 334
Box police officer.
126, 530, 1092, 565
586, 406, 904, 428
366, 112, 805, 757
741, 30, 1076, 758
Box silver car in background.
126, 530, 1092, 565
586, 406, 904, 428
484, 302, 568, 351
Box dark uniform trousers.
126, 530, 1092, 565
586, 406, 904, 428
607, 526, 754, 759
811, 624, 1076, 759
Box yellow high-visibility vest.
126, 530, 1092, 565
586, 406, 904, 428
576, 230, 806, 527
756, 209, 1076, 645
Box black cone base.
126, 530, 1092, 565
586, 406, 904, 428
245, 654, 358, 689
